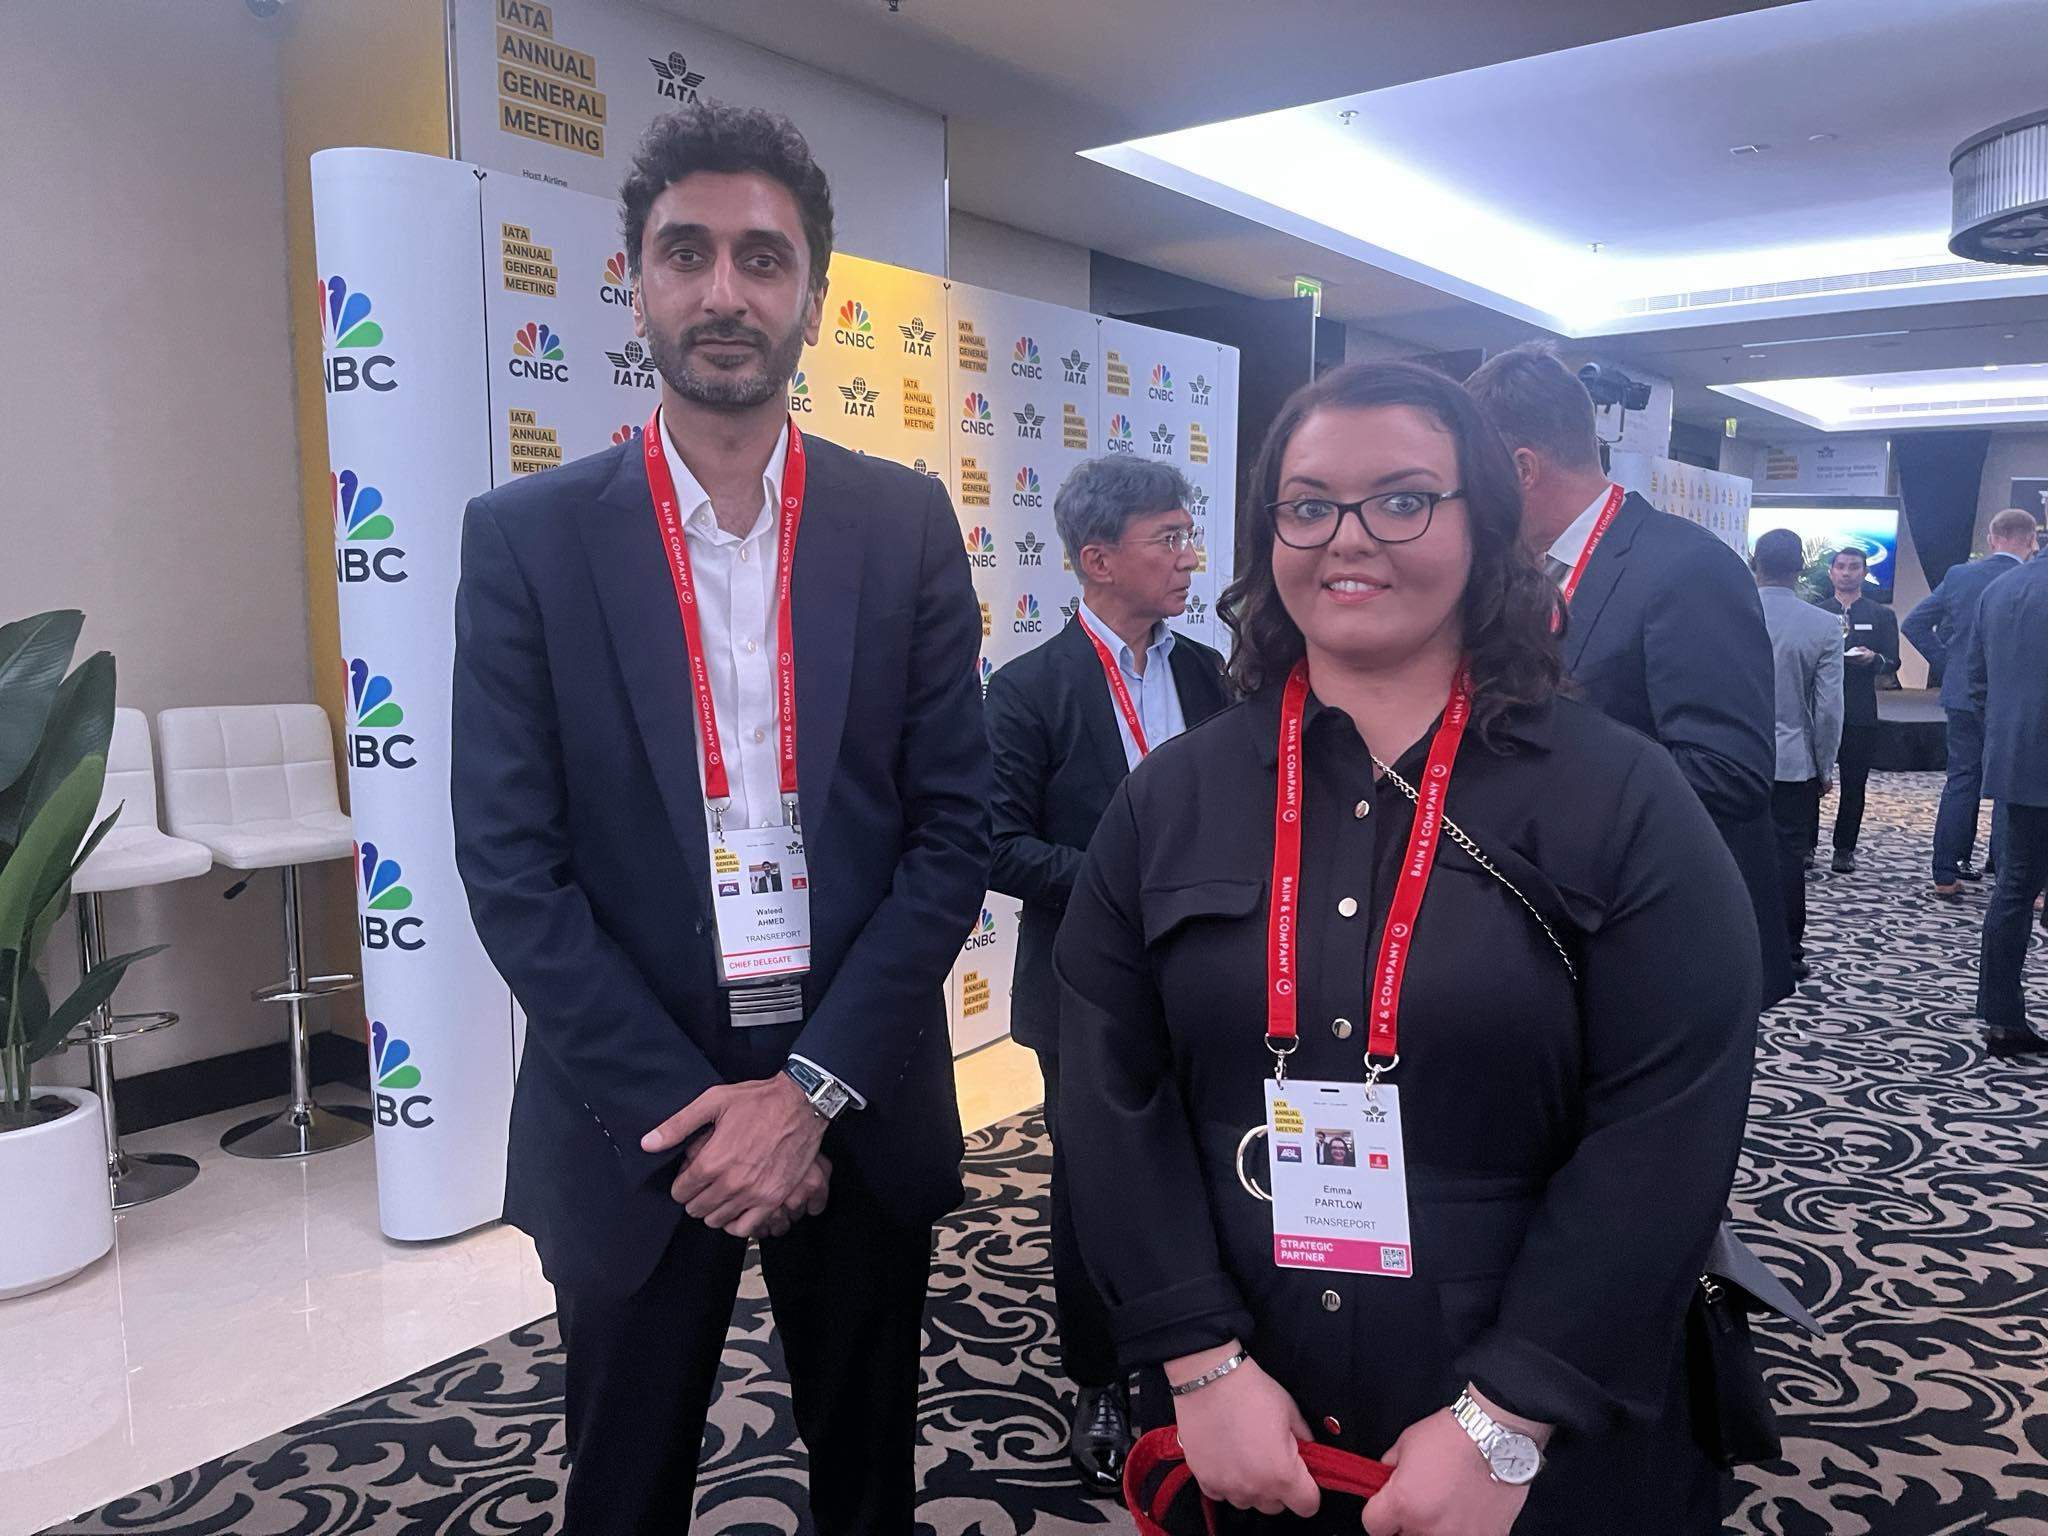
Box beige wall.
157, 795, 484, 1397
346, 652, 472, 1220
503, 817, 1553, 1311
948, 210, 1092, 310
2, 1, 348, 1081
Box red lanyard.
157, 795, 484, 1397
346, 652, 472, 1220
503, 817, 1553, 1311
1266, 660, 1473, 1072
1558, 484, 1625, 605
643, 407, 806, 816
1080, 618, 1151, 758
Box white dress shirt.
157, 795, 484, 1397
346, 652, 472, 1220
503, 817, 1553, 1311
1076, 600, 1186, 769
1546, 483, 1622, 575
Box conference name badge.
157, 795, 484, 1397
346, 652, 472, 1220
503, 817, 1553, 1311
708, 824, 812, 987
1265, 1078, 1413, 1278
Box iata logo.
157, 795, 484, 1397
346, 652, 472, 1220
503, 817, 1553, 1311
834, 299, 874, 349
1015, 530, 1046, 567
1148, 363, 1176, 402
1186, 594, 1210, 627
332, 470, 406, 585
899, 316, 936, 357
611, 424, 639, 445
839, 377, 878, 418
1013, 593, 1044, 634
1014, 403, 1045, 440
346, 659, 416, 772
599, 251, 632, 307
1190, 486, 1211, 518
1012, 336, 1044, 380
965, 907, 999, 950
789, 371, 813, 413
1191, 372, 1214, 405
648, 51, 706, 102
370, 1020, 434, 1130
510, 322, 568, 382
606, 339, 657, 389
1013, 467, 1044, 509
319, 276, 395, 394
913, 457, 942, 479
1060, 596, 1083, 625
1107, 413, 1136, 453
356, 841, 424, 952
960, 391, 995, 436
1061, 349, 1090, 386
978, 655, 992, 698
964, 525, 998, 569
1151, 423, 1177, 455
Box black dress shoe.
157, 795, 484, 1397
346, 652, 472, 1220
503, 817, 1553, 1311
1069, 1383, 1134, 1496
1987, 1031, 2048, 1059
1831, 850, 1857, 874
1958, 862, 1986, 883
1790, 959, 1812, 984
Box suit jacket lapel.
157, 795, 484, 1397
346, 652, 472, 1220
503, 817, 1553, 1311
1167, 635, 1226, 726
1062, 619, 1134, 787
788, 444, 860, 829
1563, 492, 1648, 674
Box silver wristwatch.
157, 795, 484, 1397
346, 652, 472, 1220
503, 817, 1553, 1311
782, 1057, 854, 1122
1451, 1390, 1544, 1485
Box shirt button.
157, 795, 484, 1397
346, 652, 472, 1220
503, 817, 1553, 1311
745, 637, 759, 654
1354, 800, 1370, 819
1323, 1415, 1343, 1438
1332, 1017, 1354, 1040
753, 727, 767, 743
1337, 896, 1359, 919
1321, 1289, 1342, 1313
738, 545, 751, 563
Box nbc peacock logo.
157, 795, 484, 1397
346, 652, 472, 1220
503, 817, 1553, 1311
606, 339, 657, 390
965, 906, 999, 950
611, 423, 640, 445
599, 251, 632, 307
1148, 363, 1176, 403
977, 655, 992, 698
1107, 413, 1136, 453
789, 370, 813, 414
1012, 336, 1044, 381
356, 841, 425, 951
370, 1020, 435, 1130
319, 276, 395, 394
331, 471, 406, 586
345, 659, 416, 773
964, 525, 998, 569
1012, 467, 1044, 509
960, 391, 995, 437
834, 299, 874, 349
510, 322, 569, 383
1013, 592, 1044, 635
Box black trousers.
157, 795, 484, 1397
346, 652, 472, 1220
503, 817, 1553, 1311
1977, 801, 2048, 1037
1831, 721, 1876, 852
1772, 778, 1823, 964
554, 1163, 934, 1534
1033, 1045, 1121, 1390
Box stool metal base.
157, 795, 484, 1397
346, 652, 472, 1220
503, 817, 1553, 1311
221, 1102, 373, 1160
112, 1150, 202, 1209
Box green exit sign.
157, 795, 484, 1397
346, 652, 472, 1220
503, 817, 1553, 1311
1292, 276, 1323, 316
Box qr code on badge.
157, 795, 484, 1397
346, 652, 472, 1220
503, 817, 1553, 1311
1381, 1246, 1409, 1272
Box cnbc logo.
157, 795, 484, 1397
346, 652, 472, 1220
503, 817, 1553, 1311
357, 841, 424, 952
1107, 413, 1136, 453
1014, 403, 1045, 440
1013, 593, 1044, 634
834, 299, 874, 349
789, 370, 814, 414
1015, 530, 1046, 567
899, 316, 936, 358
965, 906, 999, 950
510, 322, 568, 383
1191, 372, 1214, 405
960, 391, 995, 437
1012, 336, 1044, 381
649, 50, 706, 102
319, 276, 395, 394
1151, 423, 1177, 455
1148, 363, 1176, 402
1012, 467, 1045, 509
332, 470, 406, 586
346, 659, 416, 772
964, 525, 998, 569
839, 377, 879, 418
977, 655, 992, 698
599, 251, 632, 307
606, 339, 657, 389
370, 1020, 434, 1130
1061, 349, 1089, 386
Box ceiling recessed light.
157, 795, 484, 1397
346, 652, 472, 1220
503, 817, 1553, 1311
1985, 363, 2001, 371
1338, 109, 1357, 124
1808, 132, 1838, 144
2004, 332, 2018, 340
1748, 352, 1767, 359
1729, 143, 1771, 156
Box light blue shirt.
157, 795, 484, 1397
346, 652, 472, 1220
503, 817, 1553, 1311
1077, 601, 1185, 769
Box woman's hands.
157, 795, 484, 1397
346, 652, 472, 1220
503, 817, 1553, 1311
1167, 1343, 1321, 1518
1360, 1386, 1547, 1536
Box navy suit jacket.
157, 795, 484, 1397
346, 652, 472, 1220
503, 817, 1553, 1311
1904, 552, 2023, 710
985, 618, 1230, 1052
1966, 555, 2048, 807
1563, 492, 1791, 1006
451, 432, 991, 1300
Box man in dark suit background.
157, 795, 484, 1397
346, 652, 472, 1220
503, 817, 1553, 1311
1467, 342, 1791, 1007
1965, 541, 2048, 1058
1904, 508, 2036, 897
451, 105, 990, 1532
984, 455, 1229, 1490
1812, 546, 1899, 873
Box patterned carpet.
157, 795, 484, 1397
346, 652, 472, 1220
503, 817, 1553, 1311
40, 774, 2048, 1535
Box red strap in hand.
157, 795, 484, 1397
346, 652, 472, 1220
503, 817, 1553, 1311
1123, 1425, 1392, 1535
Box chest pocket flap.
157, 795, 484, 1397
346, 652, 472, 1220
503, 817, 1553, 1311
1139, 877, 1264, 947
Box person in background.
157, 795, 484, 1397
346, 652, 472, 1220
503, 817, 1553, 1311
1755, 529, 1844, 983
1965, 541, 2048, 1059
1811, 546, 1899, 873
1902, 508, 2036, 899
1466, 342, 1791, 1009
984, 456, 1230, 1490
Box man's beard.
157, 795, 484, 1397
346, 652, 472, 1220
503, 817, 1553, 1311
644, 313, 808, 411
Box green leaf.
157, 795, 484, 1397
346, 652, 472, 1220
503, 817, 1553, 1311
0, 649, 114, 847
40, 943, 166, 1059
0, 612, 83, 795
12, 960, 67, 1066
0, 754, 104, 956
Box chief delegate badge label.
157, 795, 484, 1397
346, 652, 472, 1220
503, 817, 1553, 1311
708, 823, 812, 985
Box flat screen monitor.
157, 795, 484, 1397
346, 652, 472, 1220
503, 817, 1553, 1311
1748, 495, 1903, 600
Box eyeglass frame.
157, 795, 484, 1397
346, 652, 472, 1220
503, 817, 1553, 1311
1264, 489, 1464, 549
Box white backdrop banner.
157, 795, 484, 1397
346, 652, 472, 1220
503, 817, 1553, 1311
1609, 451, 1752, 555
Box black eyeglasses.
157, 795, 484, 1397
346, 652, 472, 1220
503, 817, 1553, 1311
1266, 489, 1463, 549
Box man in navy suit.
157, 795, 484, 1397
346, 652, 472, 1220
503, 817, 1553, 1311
451, 105, 990, 1532
1468, 342, 1789, 1007
1966, 541, 2048, 1057
1903, 508, 2036, 896
985, 455, 1230, 1491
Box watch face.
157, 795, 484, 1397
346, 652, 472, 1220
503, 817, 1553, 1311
1490, 1433, 1542, 1484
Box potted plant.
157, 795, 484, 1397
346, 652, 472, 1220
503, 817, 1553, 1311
0, 611, 160, 1300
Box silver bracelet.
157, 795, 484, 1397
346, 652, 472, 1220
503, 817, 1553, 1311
1169, 1349, 1251, 1398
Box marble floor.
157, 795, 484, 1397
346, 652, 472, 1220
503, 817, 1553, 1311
0, 1041, 1047, 1536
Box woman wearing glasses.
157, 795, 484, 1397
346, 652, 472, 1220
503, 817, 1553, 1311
1054, 362, 1758, 1534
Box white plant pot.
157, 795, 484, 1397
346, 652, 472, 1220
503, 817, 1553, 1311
0, 1086, 114, 1301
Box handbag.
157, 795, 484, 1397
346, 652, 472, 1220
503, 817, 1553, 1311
1684, 1223, 1824, 1468
1123, 1425, 1390, 1536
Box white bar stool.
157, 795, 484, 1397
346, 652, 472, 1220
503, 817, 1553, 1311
156, 704, 369, 1159
71, 709, 214, 1208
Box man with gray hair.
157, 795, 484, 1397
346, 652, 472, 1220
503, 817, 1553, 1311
985, 455, 1229, 1491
